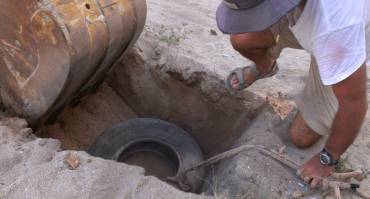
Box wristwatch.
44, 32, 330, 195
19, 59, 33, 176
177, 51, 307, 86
319, 148, 339, 166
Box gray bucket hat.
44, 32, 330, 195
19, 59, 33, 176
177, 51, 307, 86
216, 0, 301, 34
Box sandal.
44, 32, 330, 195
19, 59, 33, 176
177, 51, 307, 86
225, 62, 279, 94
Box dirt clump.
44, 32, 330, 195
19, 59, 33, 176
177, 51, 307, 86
64, 152, 80, 170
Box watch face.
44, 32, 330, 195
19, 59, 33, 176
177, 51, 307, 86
320, 153, 331, 165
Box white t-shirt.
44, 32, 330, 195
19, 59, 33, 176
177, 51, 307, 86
289, 0, 370, 85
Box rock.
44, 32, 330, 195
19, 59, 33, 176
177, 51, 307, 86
64, 152, 80, 170
210, 29, 217, 36
266, 93, 295, 120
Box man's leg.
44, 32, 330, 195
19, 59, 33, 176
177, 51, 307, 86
227, 6, 303, 90
290, 113, 322, 148
291, 57, 339, 148
231, 31, 323, 148
229, 31, 276, 89
230, 31, 276, 73
228, 9, 326, 148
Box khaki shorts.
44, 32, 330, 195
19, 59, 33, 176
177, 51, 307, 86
269, 8, 339, 136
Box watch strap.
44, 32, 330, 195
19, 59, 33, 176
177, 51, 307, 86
329, 159, 339, 166
321, 148, 339, 166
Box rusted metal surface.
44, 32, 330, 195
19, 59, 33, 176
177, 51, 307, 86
0, 0, 146, 126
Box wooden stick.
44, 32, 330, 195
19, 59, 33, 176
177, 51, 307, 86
331, 170, 365, 181
183, 144, 260, 173
333, 185, 341, 199
258, 148, 300, 170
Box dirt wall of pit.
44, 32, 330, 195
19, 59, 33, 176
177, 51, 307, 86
107, 42, 263, 156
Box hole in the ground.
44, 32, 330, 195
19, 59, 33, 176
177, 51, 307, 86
118, 140, 180, 181
40, 49, 264, 194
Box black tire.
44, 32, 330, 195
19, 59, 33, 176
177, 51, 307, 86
88, 118, 205, 192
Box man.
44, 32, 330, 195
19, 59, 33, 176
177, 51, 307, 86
217, 0, 369, 188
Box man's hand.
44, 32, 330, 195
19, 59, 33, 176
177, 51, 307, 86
299, 154, 333, 189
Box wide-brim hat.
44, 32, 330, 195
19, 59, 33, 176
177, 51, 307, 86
216, 0, 301, 34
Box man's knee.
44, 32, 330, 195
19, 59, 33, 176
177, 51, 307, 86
230, 34, 251, 53
290, 129, 316, 149
289, 114, 321, 149
229, 30, 276, 53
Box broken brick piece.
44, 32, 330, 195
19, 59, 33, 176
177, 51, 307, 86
64, 153, 80, 170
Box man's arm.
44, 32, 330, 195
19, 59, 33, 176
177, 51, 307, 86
326, 64, 368, 159
299, 63, 368, 188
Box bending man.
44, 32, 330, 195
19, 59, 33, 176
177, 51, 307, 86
217, 0, 369, 188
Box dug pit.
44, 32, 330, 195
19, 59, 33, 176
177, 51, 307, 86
39, 42, 265, 194
34, 0, 276, 194
39, 24, 265, 158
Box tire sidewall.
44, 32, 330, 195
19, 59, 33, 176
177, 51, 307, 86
88, 118, 205, 192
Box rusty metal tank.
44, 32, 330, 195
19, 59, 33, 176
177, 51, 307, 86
0, 0, 146, 127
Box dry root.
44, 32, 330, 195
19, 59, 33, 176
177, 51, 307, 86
167, 144, 370, 198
